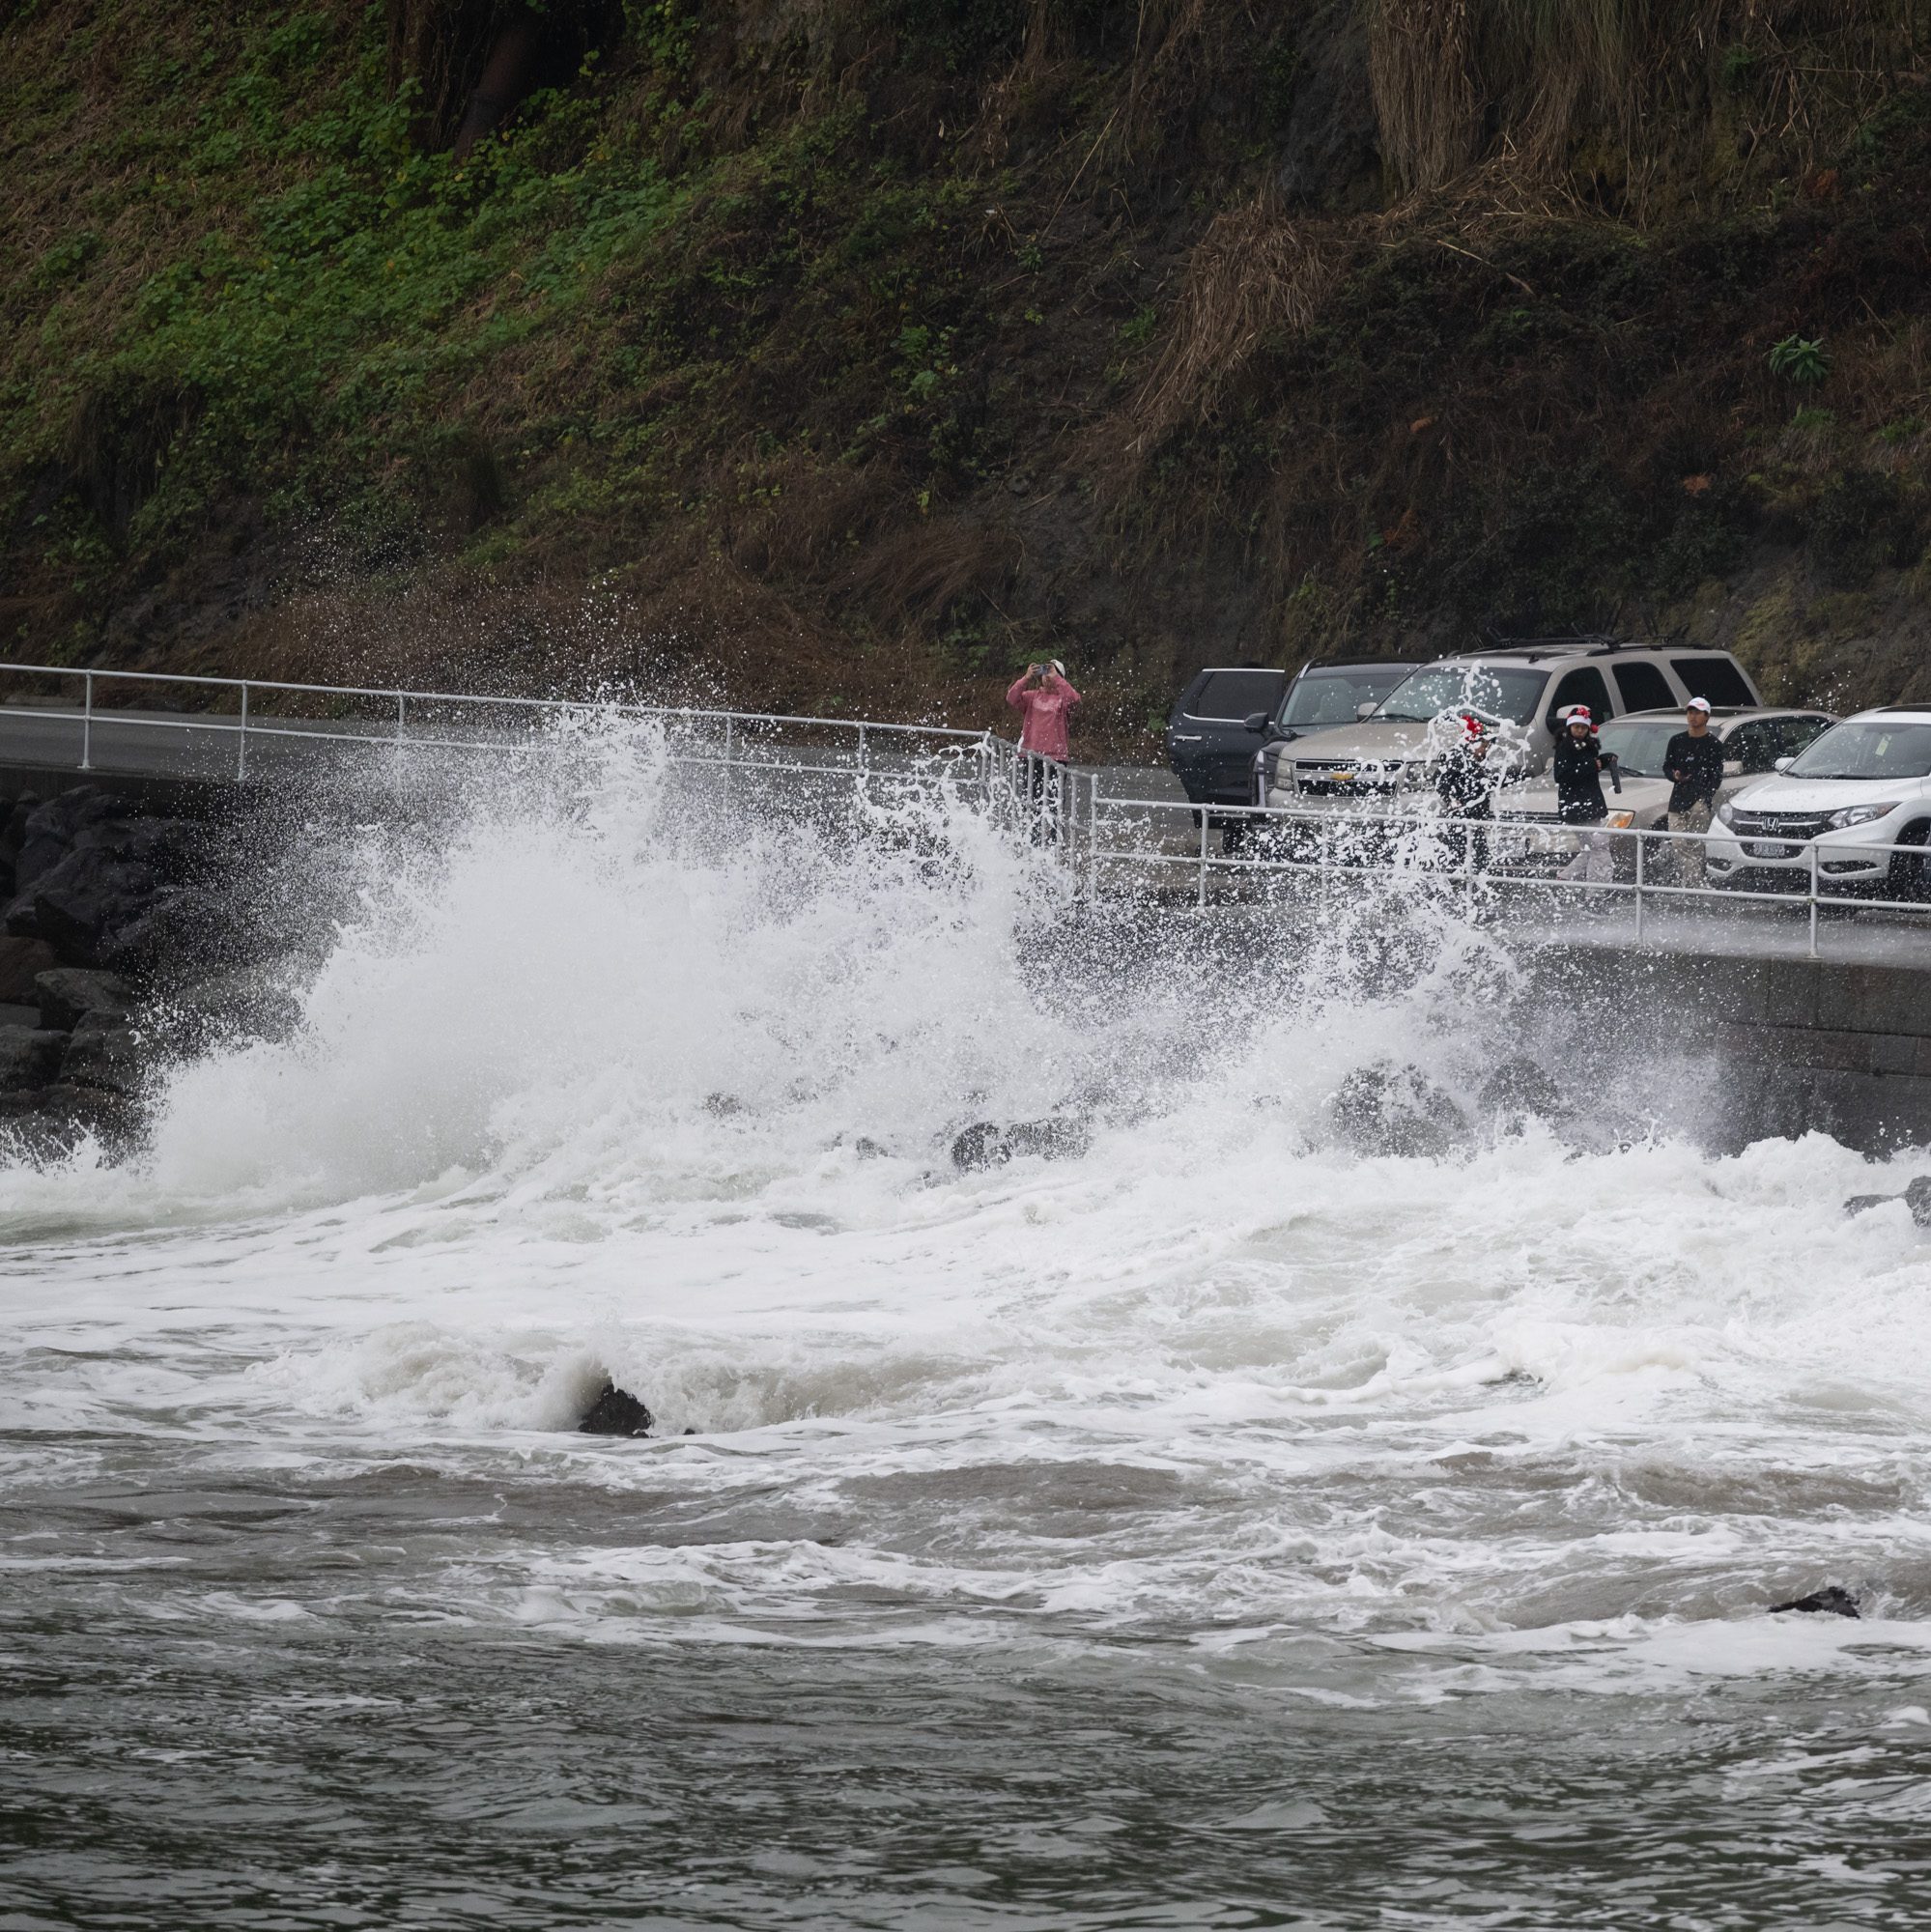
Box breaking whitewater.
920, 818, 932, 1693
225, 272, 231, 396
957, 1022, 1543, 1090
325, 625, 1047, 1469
5, 724, 1931, 1932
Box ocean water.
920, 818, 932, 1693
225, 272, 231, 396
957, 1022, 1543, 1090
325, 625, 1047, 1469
4, 733, 1930, 1930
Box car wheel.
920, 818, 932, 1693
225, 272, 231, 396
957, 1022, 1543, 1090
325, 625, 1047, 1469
1887, 818, 1931, 901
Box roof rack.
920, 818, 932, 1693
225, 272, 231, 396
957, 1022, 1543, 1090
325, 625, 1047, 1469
1452, 635, 1692, 664
1298, 651, 1434, 670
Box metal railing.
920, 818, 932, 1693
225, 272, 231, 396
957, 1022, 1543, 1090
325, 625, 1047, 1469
3, 661, 1922, 962
1037, 779, 1931, 961
0, 660, 995, 792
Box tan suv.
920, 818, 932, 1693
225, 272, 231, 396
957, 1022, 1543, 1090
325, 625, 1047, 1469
1264, 640, 1763, 810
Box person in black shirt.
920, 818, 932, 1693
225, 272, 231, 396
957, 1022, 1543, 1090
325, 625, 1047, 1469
1434, 712, 1494, 871
1662, 696, 1725, 887
1554, 706, 1616, 886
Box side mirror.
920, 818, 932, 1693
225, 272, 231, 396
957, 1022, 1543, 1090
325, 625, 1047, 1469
1355, 701, 1377, 722
1721, 759, 1743, 778
1242, 712, 1270, 732
1774, 755, 1795, 773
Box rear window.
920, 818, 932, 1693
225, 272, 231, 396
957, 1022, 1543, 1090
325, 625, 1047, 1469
1185, 670, 1286, 720
1613, 661, 1676, 712
1281, 667, 1412, 729
1671, 657, 1755, 707
1547, 667, 1614, 729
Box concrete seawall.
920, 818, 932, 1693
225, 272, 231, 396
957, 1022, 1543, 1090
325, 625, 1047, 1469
1520, 940, 1931, 1152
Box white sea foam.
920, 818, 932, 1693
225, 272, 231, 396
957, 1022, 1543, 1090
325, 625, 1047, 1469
2, 720, 1927, 1681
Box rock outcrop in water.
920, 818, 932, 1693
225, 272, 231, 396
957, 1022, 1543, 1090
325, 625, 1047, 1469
1770, 1586, 1861, 1618
1329, 1062, 1469, 1159
951, 1117, 1093, 1172
1843, 1178, 1931, 1228
578, 1381, 654, 1438
1478, 1057, 1568, 1132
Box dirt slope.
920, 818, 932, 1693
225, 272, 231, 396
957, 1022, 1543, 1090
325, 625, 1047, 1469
4, 0, 1930, 749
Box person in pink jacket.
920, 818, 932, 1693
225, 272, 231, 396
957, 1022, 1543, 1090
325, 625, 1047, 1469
1006, 660, 1081, 841
1006, 660, 1081, 761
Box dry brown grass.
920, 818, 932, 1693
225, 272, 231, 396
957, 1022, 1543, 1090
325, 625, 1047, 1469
1123, 193, 1356, 454
841, 512, 1019, 629
1369, 0, 1928, 204
1369, 0, 1484, 196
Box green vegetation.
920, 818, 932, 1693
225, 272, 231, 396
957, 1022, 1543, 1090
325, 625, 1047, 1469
1769, 335, 1832, 386
3, 0, 1930, 737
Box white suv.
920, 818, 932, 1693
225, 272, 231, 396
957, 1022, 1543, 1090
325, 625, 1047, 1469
1705, 707, 1931, 897
1264, 641, 1762, 810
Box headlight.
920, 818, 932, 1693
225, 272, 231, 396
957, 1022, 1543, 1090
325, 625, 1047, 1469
1826, 802, 1899, 830
1716, 801, 1736, 827
1607, 810, 1634, 829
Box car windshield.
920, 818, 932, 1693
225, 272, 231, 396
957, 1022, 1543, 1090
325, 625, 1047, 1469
1374, 665, 1549, 725
1594, 721, 1682, 778
1280, 668, 1414, 729
1786, 721, 1931, 781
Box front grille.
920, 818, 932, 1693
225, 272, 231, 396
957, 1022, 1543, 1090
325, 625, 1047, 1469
1497, 810, 1565, 826
1294, 760, 1403, 793
1728, 810, 1832, 840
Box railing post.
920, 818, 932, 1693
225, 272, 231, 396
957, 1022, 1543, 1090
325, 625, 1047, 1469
79, 671, 93, 772
1198, 810, 1209, 910
1633, 826, 1645, 943
1808, 838, 1821, 961
237, 681, 249, 781
1087, 774, 1099, 901
857, 724, 868, 776
397, 693, 407, 741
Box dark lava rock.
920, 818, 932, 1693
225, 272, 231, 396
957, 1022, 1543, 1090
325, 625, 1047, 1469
1844, 1177, 1931, 1227
951, 1116, 1092, 1171
578, 1380, 653, 1438
99, 887, 229, 976
61, 1012, 146, 1096
0, 1025, 66, 1093
951, 1122, 1009, 1171
1770, 1586, 1860, 1618
1479, 1056, 1566, 1126
36, 966, 133, 1033
0, 1080, 138, 1158
0, 934, 58, 1004
150, 963, 303, 1054
1005, 1117, 1093, 1161
1, 787, 205, 970
1331, 1062, 1468, 1159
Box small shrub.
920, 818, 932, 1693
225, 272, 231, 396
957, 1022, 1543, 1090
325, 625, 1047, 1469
1769, 334, 1832, 385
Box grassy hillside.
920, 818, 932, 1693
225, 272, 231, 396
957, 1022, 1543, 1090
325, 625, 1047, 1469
4, 0, 1931, 747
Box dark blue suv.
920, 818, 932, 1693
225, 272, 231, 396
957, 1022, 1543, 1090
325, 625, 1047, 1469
1166, 659, 1427, 816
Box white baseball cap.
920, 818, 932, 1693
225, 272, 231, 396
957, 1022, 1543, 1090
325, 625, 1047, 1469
1687, 696, 1712, 713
